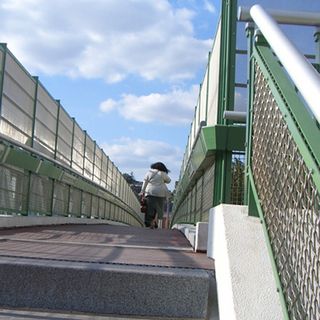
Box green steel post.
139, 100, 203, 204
82, 130, 87, 176
54, 100, 60, 159
0, 44, 7, 114
244, 23, 256, 211
67, 185, 71, 217
200, 171, 204, 221
205, 51, 211, 124
213, 0, 237, 206
26, 171, 32, 216
80, 190, 83, 218
92, 140, 97, 183
31, 76, 39, 148
50, 179, 55, 216
314, 27, 320, 65
70, 118, 75, 168
100, 148, 104, 186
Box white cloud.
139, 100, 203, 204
204, 0, 216, 14
99, 99, 116, 112
99, 86, 198, 125
101, 137, 182, 188
0, 0, 211, 83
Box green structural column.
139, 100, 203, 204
213, 0, 237, 206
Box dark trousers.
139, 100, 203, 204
144, 195, 165, 227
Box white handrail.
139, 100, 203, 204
250, 4, 320, 124
238, 6, 320, 26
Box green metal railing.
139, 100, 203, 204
173, 1, 320, 318
246, 22, 320, 320
171, 0, 245, 226
0, 44, 143, 227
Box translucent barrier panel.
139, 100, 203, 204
200, 69, 208, 123
99, 198, 105, 219
69, 187, 81, 216
1, 53, 36, 144
105, 201, 111, 219
112, 165, 118, 194
94, 147, 102, 184
190, 121, 195, 152
29, 174, 53, 214
207, 19, 221, 126
53, 181, 69, 216
34, 85, 58, 156
81, 192, 91, 217
194, 103, 200, 140
56, 107, 73, 165
0, 164, 28, 215
107, 159, 113, 191
116, 169, 121, 197
72, 123, 85, 172
84, 134, 94, 179
117, 174, 122, 198
91, 195, 98, 218
4, 53, 35, 103
100, 153, 108, 189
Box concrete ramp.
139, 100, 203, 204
0, 224, 215, 319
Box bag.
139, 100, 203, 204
140, 196, 147, 213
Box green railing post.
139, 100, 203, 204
54, 100, 61, 159
213, 0, 237, 206
0, 44, 7, 114
31, 76, 39, 148
50, 179, 55, 216
70, 118, 75, 168
82, 130, 87, 176
245, 23, 259, 217
92, 140, 97, 183
205, 51, 211, 124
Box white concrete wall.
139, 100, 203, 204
207, 204, 283, 320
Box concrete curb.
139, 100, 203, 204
0, 257, 211, 319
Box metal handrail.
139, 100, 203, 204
249, 4, 320, 124
238, 6, 320, 26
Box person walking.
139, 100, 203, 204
140, 162, 171, 228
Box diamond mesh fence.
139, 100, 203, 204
251, 63, 320, 320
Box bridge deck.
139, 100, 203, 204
0, 224, 213, 270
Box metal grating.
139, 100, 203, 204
0, 164, 28, 214
29, 174, 53, 214
252, 63, 320, 320
230, 152, 245, 205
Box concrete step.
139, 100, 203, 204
0, 257, 213, 319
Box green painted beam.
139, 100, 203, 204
173, 124, 245, 210
0, 138, 143, 225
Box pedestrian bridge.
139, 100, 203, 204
0, 1, 319, 320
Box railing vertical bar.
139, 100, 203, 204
0, 44, 7, 115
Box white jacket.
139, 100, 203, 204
141, 169, 171, 198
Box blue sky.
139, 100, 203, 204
0, 0, 319, 189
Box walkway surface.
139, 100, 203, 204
0, 224, 213, 270
0, 224, 215, 319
